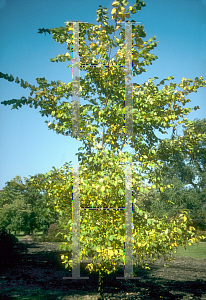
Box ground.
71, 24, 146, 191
0, 240, 206, 299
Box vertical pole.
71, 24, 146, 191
125, 23, 133, 278
72, 22, 80, 138
125, 21, 133, 138
72, 164, 80, 277
63, 21, 89, 280
117, 21, 141, 280
125, 165, 133, 278
63, 20, 141, 280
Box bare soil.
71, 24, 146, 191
0, 241, 206, 299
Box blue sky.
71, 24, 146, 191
0, 0, 205, 190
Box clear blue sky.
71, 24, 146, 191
0, 0, 205, 190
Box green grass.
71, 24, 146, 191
173, 242, 206, 259
12, 231, 206, 259
12, 231, 44, 240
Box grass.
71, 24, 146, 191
173, 241, 206, 260
4, 231, 206, 300
14, 231, 44, 241
2, 228, 205, 300
13, 231, 206, 260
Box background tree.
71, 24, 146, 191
23, 173, 60, 235
0, 176, 24, 207
0, 175, 59, 235
0, 192, 35, 235
0, 176, 26, 233
1, 0, 206, 298
154, 118, 206, 230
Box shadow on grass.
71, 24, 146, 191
0, 241, 205, 299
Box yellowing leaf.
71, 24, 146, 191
128, 6, 133, 11
101, 186, 105, 192
183, 215, 187, 222
111, 7, 117, 14
120, 7, 126, 13
116, 49, 122, 56
112, 0, 120, 7
124, 13, 130, 18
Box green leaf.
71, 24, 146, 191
119, 249, 124, 255
118, 188, 124, 196
139, 210, 143, 216
177, 228, 182, 235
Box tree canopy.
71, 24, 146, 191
1, 0, 205, 298
0, 176, 58, 234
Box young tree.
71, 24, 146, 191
1, 0, 206, 298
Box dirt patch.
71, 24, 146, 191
18, 235, 33, 241
0, 241, 206, 299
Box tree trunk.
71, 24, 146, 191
43, 226, 48, 235
97, 273, 104, 300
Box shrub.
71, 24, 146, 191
196, 230, 206, 242
0, 230, 21, 265
44, 223, 66, 242
30, 233, 41, 242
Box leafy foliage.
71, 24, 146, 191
43, 222, 68, 242
0, 176, 59, 234
154, 118, 206, 230
0, 230, 21, 265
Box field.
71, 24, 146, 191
173, 241, 206, 259
0, 230, 206, 300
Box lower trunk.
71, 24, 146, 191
97, 273, 104, 300
43, 229, 47, 235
